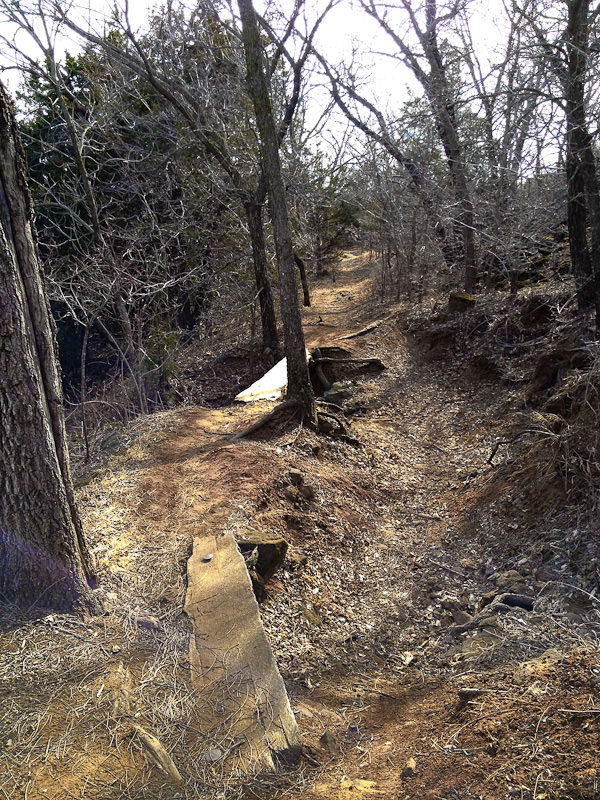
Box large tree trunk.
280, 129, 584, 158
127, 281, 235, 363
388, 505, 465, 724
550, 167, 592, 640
238, 0, 315, 417
0, 82, 98, 613
244, 199, 280, 357
564, 0, 600, 324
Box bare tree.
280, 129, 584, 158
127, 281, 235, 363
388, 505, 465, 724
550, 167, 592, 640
361, 0, 477, 292
238, 0, 315, 416
515, 0, 600, 326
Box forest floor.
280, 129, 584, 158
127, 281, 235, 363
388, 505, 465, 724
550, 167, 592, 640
1, 251, 599, 800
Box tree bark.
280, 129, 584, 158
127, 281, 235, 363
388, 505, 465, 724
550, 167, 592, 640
564, 0, 600, 324
0, 82, 98, 613
244, 199, 280, 355
293, 252, 311, 307
238, 0, 314, 417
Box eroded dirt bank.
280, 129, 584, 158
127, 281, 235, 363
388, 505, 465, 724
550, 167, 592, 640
1, 252, 598, 800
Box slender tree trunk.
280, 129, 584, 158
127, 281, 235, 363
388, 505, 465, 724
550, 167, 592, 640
0, 83, 98, 613
244, 199, 280, 356
238, 0, 314, 417
580, 144, 600, 329
293, 252, 311, 307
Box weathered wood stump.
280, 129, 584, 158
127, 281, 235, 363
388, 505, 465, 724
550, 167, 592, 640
184, 532, 301, 773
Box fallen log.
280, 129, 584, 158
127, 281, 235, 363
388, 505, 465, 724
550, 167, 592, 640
185, 533, 301, 772
313, 356, 386, 370
338, 321, 382, 339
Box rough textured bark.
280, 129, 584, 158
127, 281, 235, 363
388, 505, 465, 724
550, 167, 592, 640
244, 199, 280, 356
293, 252, 311, 307
564, 0, 600, 324
238, 0, 314, 417
0, 82, 98, 612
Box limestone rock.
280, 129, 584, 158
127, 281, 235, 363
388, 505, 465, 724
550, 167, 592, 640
324, 381, 352, 406
287, 546, 307, 570
299, 484, 315, 501
448, 292, 476, 313
452, 609, 474, 625
288, 468, 304, 486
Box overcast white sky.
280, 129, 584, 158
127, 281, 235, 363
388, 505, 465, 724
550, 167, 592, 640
0, 0, 506, 109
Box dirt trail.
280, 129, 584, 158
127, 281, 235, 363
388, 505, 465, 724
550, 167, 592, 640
1, 251, 598, 800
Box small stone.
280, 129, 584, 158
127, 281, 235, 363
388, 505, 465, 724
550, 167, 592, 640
460, 558, 477, 571
202, 553, 214, 562
202, 748, 222, 763
495, 570, 526, 591
283, 486, 299, 503
319, 731, 339, 755
452, 609, 474, 625
112, 645, 121, 654
402, 757, 417, 778
288, 469, 304, 486
287, 547, 307, 570
299, 484, 315, 500
136, 615, 161, 632
448, 292, 476, 313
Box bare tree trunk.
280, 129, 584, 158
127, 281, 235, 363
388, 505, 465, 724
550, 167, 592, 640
238, 0, 314, 417
244, 199, 280, 356
566, 152, 593, 308
565, 0, 600, 325
0, 83, 98, 613
293, 252, 311, 307
361, 0, 477, 290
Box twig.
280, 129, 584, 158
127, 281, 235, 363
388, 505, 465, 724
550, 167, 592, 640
427, 558, 467, 578
557, 708, 600, 714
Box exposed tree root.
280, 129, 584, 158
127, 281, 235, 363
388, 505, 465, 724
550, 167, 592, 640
230, 399, 301, 442
316, 408, 360, 446
314, 356, 386, 370
230, 397, 361, 446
